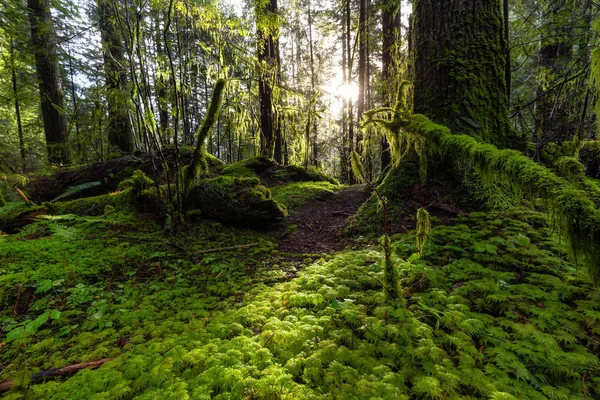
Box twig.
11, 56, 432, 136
0, 358, 114, 393
582, 373, 588, 400
194, 243, 259, 255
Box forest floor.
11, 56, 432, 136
273, 184, 370, 253
1, 177, 600, 398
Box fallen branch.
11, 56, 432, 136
0, 358, 114, 393
13, 187, 35, 206
194, 243, 258, 254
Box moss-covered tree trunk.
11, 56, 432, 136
28, 0, 70, 165
412, 0, 511, 147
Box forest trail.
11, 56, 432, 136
274, 184, 371, 253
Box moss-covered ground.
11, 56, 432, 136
0, 195, 599, 398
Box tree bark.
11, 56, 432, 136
10, 46, 26, 172
380, 0, 397, 171
27, 0, 70, 164
256, 0, 281, 161
98, 0, 134, 153
412, 0, 511, 147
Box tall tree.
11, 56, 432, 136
98, 0, 134, 153
27, 0, 70, 164
412, 0, 511, 147
256, 0, 282, 161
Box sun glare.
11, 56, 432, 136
338, 83, 359, 101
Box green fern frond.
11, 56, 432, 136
52, 181, 102, 202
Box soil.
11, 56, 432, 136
273, 185, 371, 254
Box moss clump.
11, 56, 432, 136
117, 170, 154, 195
277, 165, 339, 185
185, 176, 287, 228
271, 182, 341, 212
554, 156, 586, 182
222, 156, 273, 179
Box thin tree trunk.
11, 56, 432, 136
10, 48, 26, 172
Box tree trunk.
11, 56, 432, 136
98, 0, 134, 153
256, 0, 280, 160
27, 0, 70, 165
356, 0, 367, 152
412, 0, 511, 147
380, 0, 397, 171
10, 46, 26, 172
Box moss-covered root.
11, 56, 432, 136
185, 176, 287, 228
183, 79, 226, 193
397, 113, 600, 284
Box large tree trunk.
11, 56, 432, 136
27, 0, 70, 165
412, 0, 511, 147
98, 0, 134, 153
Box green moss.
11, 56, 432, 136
393, 112, 600, 284
183, 79, 226, 193
278, 165, 339, 185
0, 190, 5, 207
222, 156, 271, 179
271, 182, 342, 212
48, 191, 132, 217
348, 156, 420, 235
185, 176, 287, 227
0, 204, 47, 233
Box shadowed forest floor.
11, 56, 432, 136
274, 184, 371, 253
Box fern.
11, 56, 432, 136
51, 181, 102, 202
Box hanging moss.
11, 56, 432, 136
388, 112, 600, 284
0, 191, 5, 208
183, 79, 226, 193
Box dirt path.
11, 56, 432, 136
274, 185, 371, 253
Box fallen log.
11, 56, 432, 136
0, 357, 114, 393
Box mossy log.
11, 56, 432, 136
185, 176, 287, 228
0, 205, 47, 233
222, 156, 338, 185
27, 148, 224, 203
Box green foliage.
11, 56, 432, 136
366, 90, 600, 284
0, 190, 5, 207
1, 209, 599, 398
51, 181, 102, 203
183, 79, 226, 193
554, 156, 586, 182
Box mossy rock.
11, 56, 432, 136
185, 176, 287, 228
271, 181, 341, 212
222, 156, 338, 186
278, 165, 339, 185
222, 156, 274, 179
